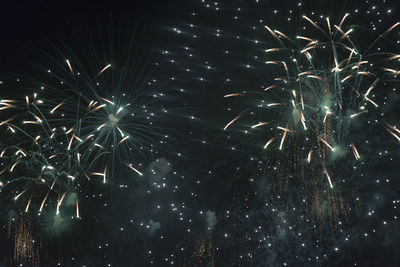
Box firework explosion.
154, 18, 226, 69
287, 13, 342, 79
0, 39, 172, 217
223, 13, 400, 221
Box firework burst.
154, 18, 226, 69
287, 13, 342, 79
224, 14, 400, 221
0, 27, 173, 216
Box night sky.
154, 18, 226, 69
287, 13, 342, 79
0, 0, 400, 266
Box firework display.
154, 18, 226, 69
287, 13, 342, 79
1, 0, 400, 266
0, 32, 174, 217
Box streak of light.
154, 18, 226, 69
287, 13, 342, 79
340, 29, 353, 40
92, 104, 106, 112
15, 188, 28, 200
25, 196, 32, 212
265, 48, 281, 53
76, 199, 80, 218
323, 167, 333, 188
95, 143, 105, 150
224, 114, 243, 130
126, 163, 143, 176
98, 64, 111, 76
251, 122, 269, 128
66, 59, 74, 75
97, 123, 107, 131
50, 102, 65, 114
267, 103, 282, 107
265, 26, 279, 40
0, 118, 13, 126
264, 85, 276, 91
56, 192, 67, 215
382, 22, 400, 37
297, 36, 314, 42
116, 126, 124, 137
115, 107, 123, 115
263, 137, 275, 149
326, 17, 332, 35
386, 128, 400, 141
319, 137, 334, 151
339, 13, 350, 29
118, 136, 129, 145
39, 191, 50, 212
307, 150, 313, 163
15, 149, 26, 157
10, 161, 20, 172
303, 15, 321, 30
274, 30, 289, 39
224, 93, 244, 97
351, 143, 360, 160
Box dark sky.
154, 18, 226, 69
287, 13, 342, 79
0, 0, 360, 73
0, 0, 187, 73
